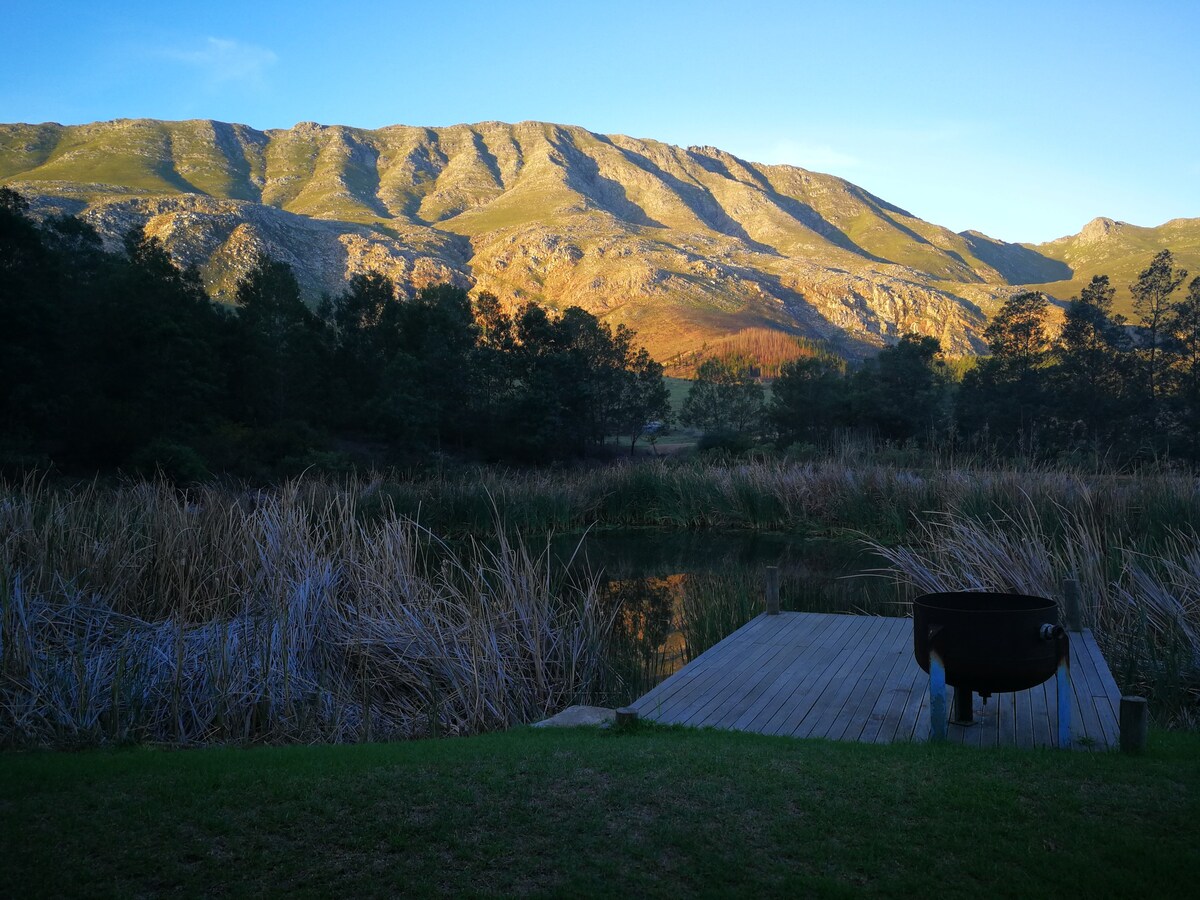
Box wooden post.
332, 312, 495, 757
929, 652, 947, 741
615, 707, 639, 728
765, 566, 780, 615
1119, 696, 1148, 753
1062, 579, 1083, 632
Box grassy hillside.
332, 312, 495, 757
1025, 217, 1200, 316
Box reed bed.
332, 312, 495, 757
866, 506, 1200, 724
367, 460, 1200, 542
0, 476, 608, 747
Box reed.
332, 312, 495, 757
865, 505, 1200, 723
0, 476, 607, 747
344, 460, 1200, 542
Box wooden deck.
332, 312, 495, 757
631, 612, 1123, 749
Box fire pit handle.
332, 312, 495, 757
1039, 624, 1065, 641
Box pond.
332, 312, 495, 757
551, 530, 911, 706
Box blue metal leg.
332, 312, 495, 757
1057, 655, 1072, 749
930, 652, 947, 741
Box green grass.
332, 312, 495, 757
664, 374, 692, 413
3, 726, 1197, 897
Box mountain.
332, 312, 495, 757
1024, 217, 1200, 317
1, 118, 1194, 358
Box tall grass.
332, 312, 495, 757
358, 460, 1200, 541
0, 477, 608, 747
866, 505, 1200, 724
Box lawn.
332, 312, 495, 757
3, 725, 1197, 897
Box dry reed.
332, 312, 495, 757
0, 476, 607, 747
865, 502, 1200, 721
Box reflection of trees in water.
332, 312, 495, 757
600, 575, 685, 697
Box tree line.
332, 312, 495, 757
0, 188, 670, 478
759, 249, 1200, 462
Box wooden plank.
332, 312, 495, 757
791, 616, 897, 740
1091, 695, 1117, 751
959, 693, 990, 749
1075, 631, 1120, 746
997, 691, 1018, 748
845, 632, 906, 741
688, 614, 839, 729
1063, 650, 1101, 747
1014, 680, 1034, 749
1081, 629, 1122, 698
632, 613, 777, 715
646, 612, 828, 724
949, 690, 977, 747
729, 614, 860, 732
832, 618, 912, 742
1030, 678, 1053, 748
768, 616, 890, 738
639, 611, 775, 704
732, 614, 860, 733
706, 615, 850, 731
910, 686, 931, 744
981, 693, 1001, 748
669, 613, 820, 726
739, 615, 864, 735
859, 626, 924, 743
874, 661, 928, 744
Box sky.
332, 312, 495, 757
3, 0, 1197, 243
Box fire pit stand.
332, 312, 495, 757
914, 591, 1072, 748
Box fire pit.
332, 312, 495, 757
912, 591, 1072, 745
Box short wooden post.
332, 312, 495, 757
765, 566, 780, 615
1062, 579, 1083, 632
615, 707, 639, 728
1119, 696, 1148, 753
929, 652, 947, 741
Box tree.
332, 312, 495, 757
983, 291, 1050, 371
326, 271, 399, 426
769, 354, 848, 446
230, 251, 331, 431
960, 291, 1051, 454
373, 283, 479, 451
1054, 275, 1130, 447
1166, 276, 1200, 461
852, 335, 949, 443
618, 348, 672, 456
681, 356, 764, 435
0, 188, 56, 443
64, 229, 228, 465
1131, 249, 1188, 425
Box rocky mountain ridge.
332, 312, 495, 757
3, 118, 1196, 358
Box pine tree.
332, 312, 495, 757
1131, 249, 1188, 426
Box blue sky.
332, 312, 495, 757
3, 0, 1197, 243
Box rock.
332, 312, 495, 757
532, 705, 617, 728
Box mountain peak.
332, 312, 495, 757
1078, 216, 1127, 244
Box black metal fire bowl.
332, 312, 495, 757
912, 591, 1067, 697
